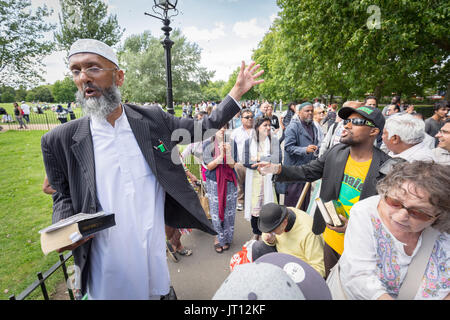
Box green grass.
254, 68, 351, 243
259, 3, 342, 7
0, 130, 70, 300
0, 128, 195, 300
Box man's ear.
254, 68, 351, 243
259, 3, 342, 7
370, 127, 380, 137
115, 69, 125, 87
391, 134, 401, 144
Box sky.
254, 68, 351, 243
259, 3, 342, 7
32, 0, 280, 85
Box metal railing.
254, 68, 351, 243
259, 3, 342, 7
1, 109, 79, 131
9, 252, 75, 300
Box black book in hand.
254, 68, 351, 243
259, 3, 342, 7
39, 212, 115, 255
314, 198, 344, 227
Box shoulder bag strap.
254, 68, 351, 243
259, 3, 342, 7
397, 227, 440, 300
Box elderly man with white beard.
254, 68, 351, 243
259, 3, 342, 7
41, 39, 264, 300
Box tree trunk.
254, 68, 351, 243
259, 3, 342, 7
445, 82, 450, 101
374, 85, 383, 104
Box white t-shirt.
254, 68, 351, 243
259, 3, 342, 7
21, 104, 30, 115
231, 126, 254, 163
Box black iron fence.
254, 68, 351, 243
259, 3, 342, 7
1, 109, 79, 131
9, 252, 76, 300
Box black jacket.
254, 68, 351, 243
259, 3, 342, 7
274, 143, 392, 235
41, 95, 240, 294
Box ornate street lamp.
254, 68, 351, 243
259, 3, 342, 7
145, 1, 179, 115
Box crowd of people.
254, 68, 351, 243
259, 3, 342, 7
180, 96, 450, 300
40, 38, 449, 301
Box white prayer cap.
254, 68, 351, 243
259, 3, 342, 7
68, 39, 119, 68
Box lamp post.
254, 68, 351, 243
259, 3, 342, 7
145, 0, 179, 115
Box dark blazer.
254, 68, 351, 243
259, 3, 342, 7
283, 118, 319, 166
274, 143, 391, 235
41, 95, 240, 294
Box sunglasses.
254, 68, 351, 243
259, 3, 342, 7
242, 116, 254, 119
343, 118, 375, 127
384, 195, 439, 221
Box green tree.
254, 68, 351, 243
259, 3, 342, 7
252, 20, 296, 102
51, 76, 77, 103
119, 30, 213, 103
200, 80, 226, 102
257, 0, 449, 102
0, 86, 16, 103
14, 86, 27, 102
0, 0, 55, 87
54, 0, 124, 52
32, 85, 54, 102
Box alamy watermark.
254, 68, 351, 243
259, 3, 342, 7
367, 5, 381, 30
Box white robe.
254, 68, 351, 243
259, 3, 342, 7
87, 110, 170, 300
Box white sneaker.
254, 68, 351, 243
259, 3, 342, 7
237, 203, 244, 211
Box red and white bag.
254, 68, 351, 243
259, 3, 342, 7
229, 240, 256, 272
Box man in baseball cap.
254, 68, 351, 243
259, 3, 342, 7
253, 104, 392, 277
251, 203, 326, 278
338, 105, 385, 132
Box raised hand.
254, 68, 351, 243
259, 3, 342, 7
229, 61, 264, 101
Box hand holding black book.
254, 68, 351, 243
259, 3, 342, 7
39, 212, 115, 255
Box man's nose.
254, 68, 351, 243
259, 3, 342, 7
78, 70, 93, 83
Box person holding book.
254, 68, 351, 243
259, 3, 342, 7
253, 105, 395, 278
333, 161, 449, 300
41, 38, 264, 299
251, 203, 325, 278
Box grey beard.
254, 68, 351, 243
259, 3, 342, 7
76, 85, 122, 121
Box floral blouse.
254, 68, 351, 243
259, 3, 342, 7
339, 195, 449, 300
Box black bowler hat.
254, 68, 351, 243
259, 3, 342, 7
258, 203, 289, 233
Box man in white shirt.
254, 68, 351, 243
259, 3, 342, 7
41, 39, 264, 300
230, 108, 255, 210
20, 101, 31, 123
382, 113, 434, 162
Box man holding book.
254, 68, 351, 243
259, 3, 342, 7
254, 105, 394, 278
41, 39, 264, 299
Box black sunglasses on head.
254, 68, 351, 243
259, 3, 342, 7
343, 118, 375, 128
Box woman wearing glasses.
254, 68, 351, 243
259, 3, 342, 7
335, 161, 450, 300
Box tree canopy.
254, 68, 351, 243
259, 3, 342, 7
0, 0, 55, 87
251, 0, 449, 102
118, 30, 214, 103
54, 0, 124, 52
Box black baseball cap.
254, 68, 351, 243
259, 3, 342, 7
338, 105, 385, 131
